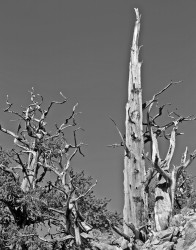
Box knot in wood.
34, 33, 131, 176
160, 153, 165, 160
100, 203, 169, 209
134, 168, 139, 174
129, 110, 140, 124
131, 132, 141, 142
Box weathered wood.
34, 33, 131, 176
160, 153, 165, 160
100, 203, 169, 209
123, 8, 147, 237
154, 175, 172, 231
123, 8, 196, 235
150, 123, 196, 231
151, 127, 173, 231
21, 149, 38, 192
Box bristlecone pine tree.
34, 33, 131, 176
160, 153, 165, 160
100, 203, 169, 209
0, 89, 122, 249
110, 8, 196, 243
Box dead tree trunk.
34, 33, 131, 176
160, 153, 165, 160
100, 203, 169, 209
123, 8, 147, 237
120, 8, 196, 237
149, 121, 196, 231
142, 79, 196, 231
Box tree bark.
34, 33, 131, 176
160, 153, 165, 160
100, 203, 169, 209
21, 148, 38, 192
123, 8, 147, 237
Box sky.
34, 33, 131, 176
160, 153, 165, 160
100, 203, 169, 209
0, 0, 196, 213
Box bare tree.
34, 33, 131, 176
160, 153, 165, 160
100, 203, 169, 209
143, 88, 196, 231
123, 8, 147, 237
0, 88, 96, 248
128, 9, 196, 233
110, 9, 196, 240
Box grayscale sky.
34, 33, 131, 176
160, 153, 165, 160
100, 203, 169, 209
0, 0, 196, 213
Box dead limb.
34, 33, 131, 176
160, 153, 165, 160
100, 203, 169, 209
142, 80, 182, 111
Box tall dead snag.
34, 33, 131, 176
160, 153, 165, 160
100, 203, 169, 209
123, 8, 147, 236
109, 8, 196, 240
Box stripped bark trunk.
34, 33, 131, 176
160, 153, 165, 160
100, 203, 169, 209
150, 126, 196, 231
123, 8, 196, 236
154, 175, 172, 231
123, 8, 147, 237
21, 146, 38, 192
